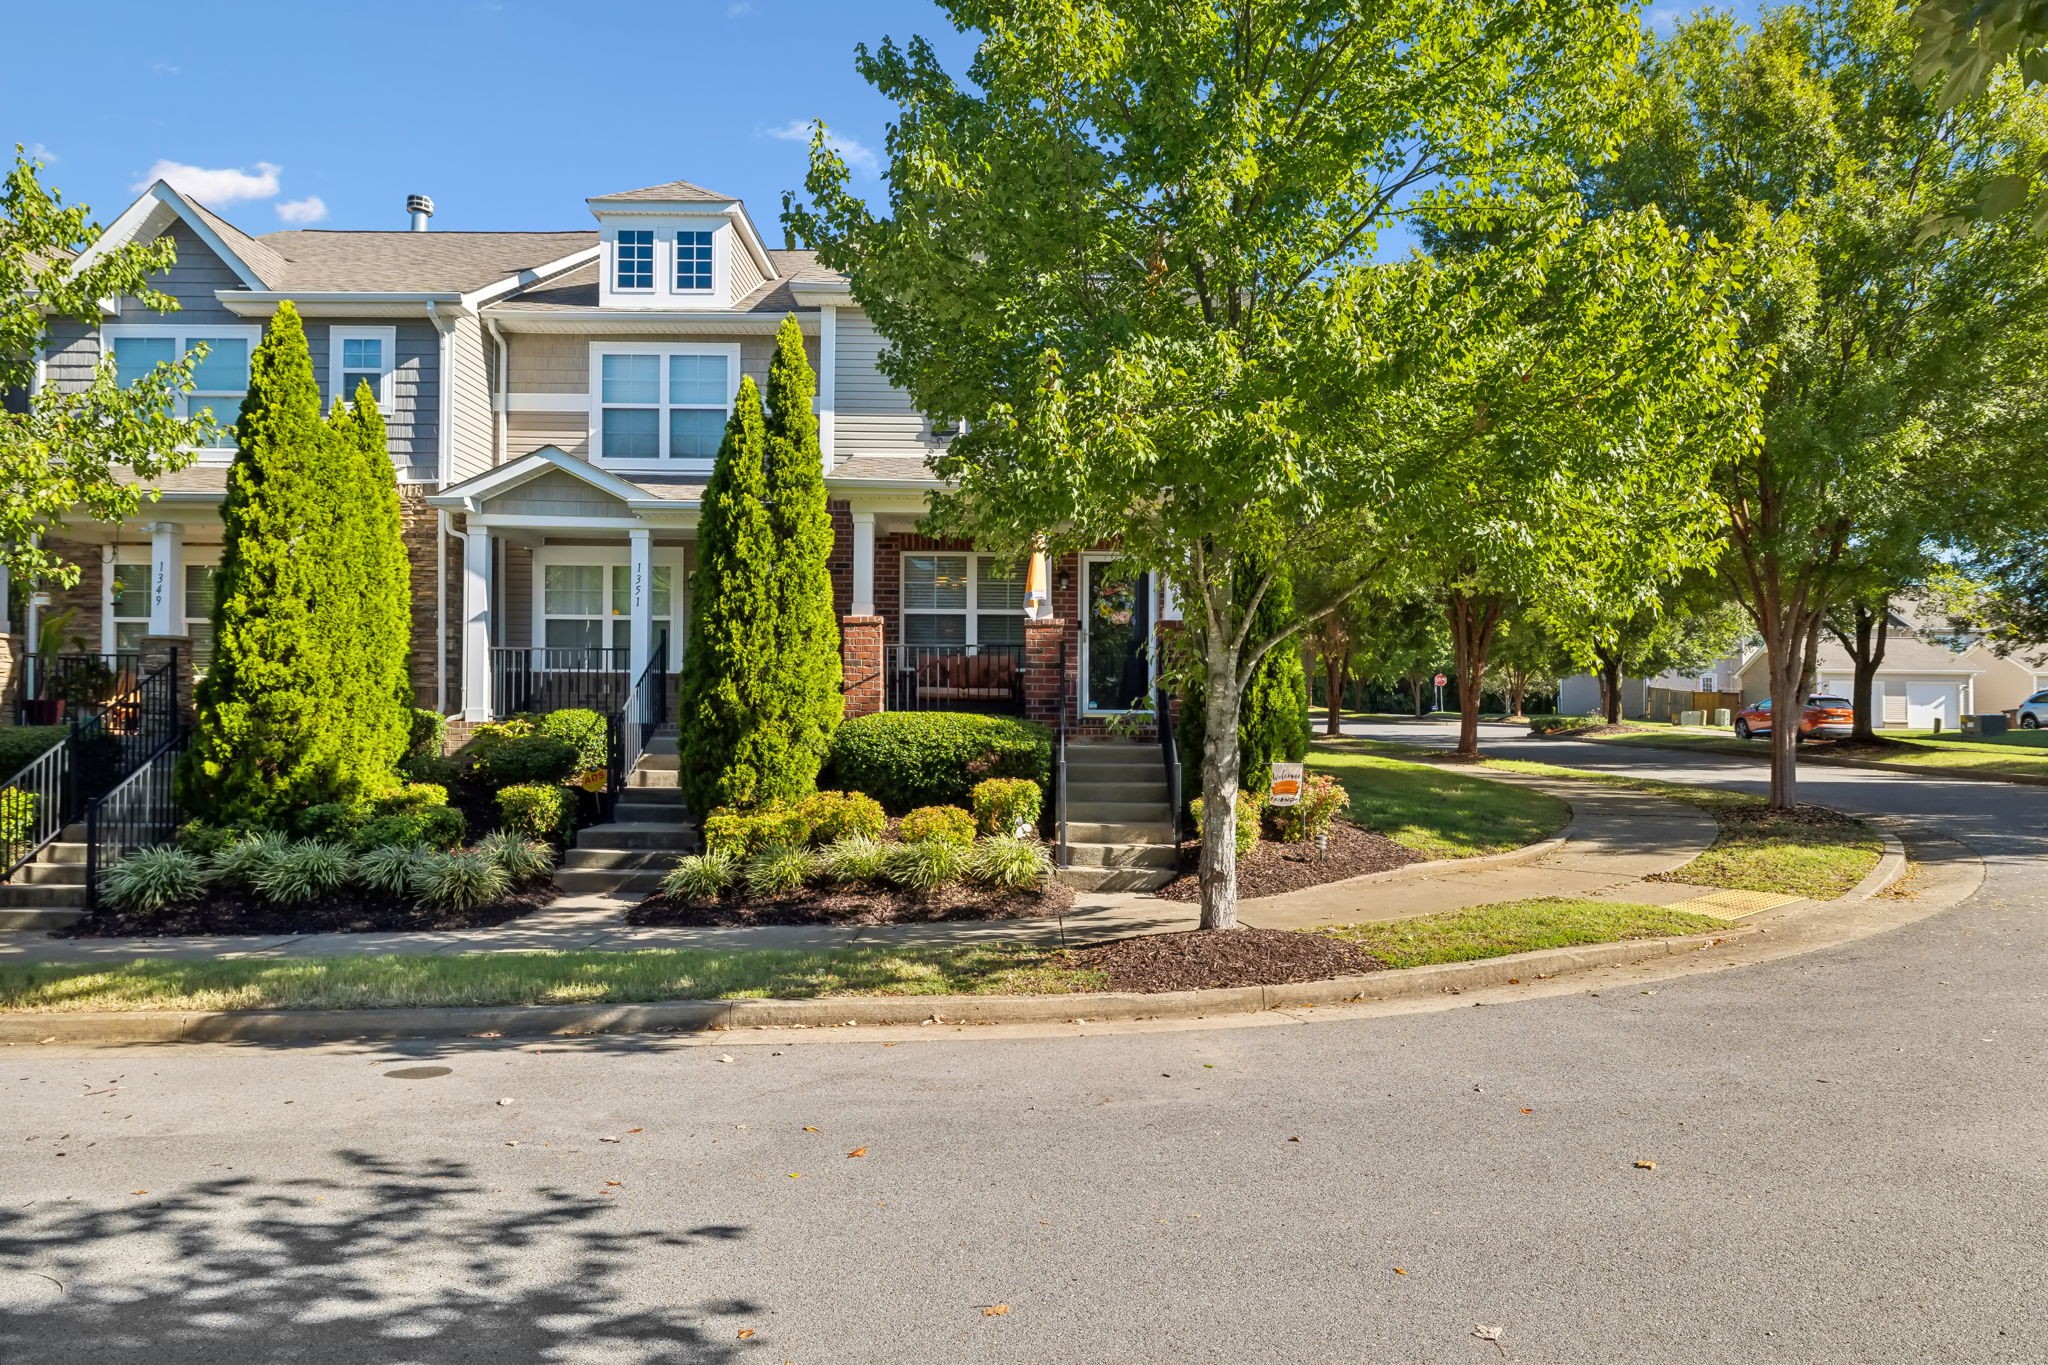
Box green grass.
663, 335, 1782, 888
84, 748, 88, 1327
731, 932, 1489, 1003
0, 944, 1102, 1014
1308, 744, 1571, 859
1320, 897, 1729, 968
1591, 725, 2048, 779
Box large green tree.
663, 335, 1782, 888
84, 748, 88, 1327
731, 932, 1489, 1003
327, 383, 413, 778
2, 149, 211, 587
1584, 0, 2048, 805
786, 0, 1661, 929
759, 314, 843, 797
677, 377, 781, 816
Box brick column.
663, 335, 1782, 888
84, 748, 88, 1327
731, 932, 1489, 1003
0, 634, 20, 727
841, 615, 884, 717
1024, 617, 1068, 729
138, 635, 196, 721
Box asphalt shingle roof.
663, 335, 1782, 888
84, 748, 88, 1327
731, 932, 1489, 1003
490, 250, 836, 312
586, 178, 736, 204
244, 229, 598, 293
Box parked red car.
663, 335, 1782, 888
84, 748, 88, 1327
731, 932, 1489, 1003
1733, 694, 1855, 742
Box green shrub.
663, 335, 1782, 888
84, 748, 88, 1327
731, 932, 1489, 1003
1190, 791, 1263, 859
252, 839, 357, 905
474, 735, 579, 789
294, 801, 364, 841
1268, 773, 1350, 844
355, 806, 465, 851
412, 850, 511, 911
795, 790, 886, 844
0, 786, 38, 846
407, 708, 448, 758
968, 834, 1054, 890
882, 838, 971, 895
497, 784, 573, 842
828, 712, 1051, 813
662, 851, 737, 903
475, 831, 553, 884
0, 726, 64, 777
1528, 714, 1603, 735
970, 777, 1043, 837
101, 846, 205, 913
702, 805, 815, 859
208, 831, 291, 891
816, 834, 887, 884
743, 843, 817, 898
356, 843, 426, 897
374, 783, 448, 813
176, 821, 240, 859
398, 751, 463, 788
533, 708, 609, 774
898, 805, 976, 846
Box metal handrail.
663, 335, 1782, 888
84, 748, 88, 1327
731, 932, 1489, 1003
1156, 678, 1183, 845
608, 632, 671, 818
0, 738, 69, 881
1054, 633, 1070, 869
82, 724, 191, 909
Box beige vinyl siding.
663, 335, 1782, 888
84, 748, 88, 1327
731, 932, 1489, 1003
508, 335, 590, 394
506, 410, 589, 459
728, 236, 768, 302
835, 309, 943, 458
446, 313, 493, 482
482, 469, 633, 518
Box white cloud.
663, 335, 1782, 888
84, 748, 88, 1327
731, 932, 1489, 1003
152, 61, 181, 76
134, 159, 281, 203
24, 142, 56, 164
275, 196, 328, 225
727, 1, 751, 14
764, 120, 876, 173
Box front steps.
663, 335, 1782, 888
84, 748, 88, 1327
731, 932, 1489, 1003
552, 729, 697, 897
1058, 740, 1179, 893
0, 822, 89, 930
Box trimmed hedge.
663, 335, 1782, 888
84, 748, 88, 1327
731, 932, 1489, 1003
0, 726, 65, 778
828, 712, 1051, 814
1528, 714, 1604, 735
535, 708, 608, 774
474, 735, 580, 789
498, 783, 573, 842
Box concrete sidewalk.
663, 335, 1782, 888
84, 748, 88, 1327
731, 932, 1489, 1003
0, 768, 1726, 965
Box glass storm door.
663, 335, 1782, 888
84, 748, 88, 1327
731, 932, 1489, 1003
1082, 559, 1152, 713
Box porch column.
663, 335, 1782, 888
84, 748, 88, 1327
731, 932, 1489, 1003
461, 524, 494, 721
849, 510, 876, 617
627, 526, 654, 682
147, 522, 185, 637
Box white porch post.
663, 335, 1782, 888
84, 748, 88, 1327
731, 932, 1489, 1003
850, 510, 876, 617
818, 304, 838, 472
628, 527, 654, 678
461, 525, 494, 722
147, 522, 185, 637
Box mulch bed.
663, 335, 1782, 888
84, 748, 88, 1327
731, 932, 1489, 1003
1709, 802, 1863, 832
1543, 722, 1644, 738
1154, 819, 1425, 902
58, 886, 558, 938
627, 879, 1075, 928
1065, 927, 1385, 993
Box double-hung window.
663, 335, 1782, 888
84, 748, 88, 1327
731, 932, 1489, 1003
106, 555, 220, 666
329, 326, 397, 408
592, 344, 737, 464
901, 553, 1027, 650
107, 324, 259, 455
108, 561, 153, 656
674, 229, 714, 291
614, 229, 655, 290
539, 560, 676, 658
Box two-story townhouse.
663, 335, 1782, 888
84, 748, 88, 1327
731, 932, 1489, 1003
11, 176, 1173, 741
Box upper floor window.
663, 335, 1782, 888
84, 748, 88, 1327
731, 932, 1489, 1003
592, 343, 739, 464
675, 230, 714, 291
329, 326, 397, 409
106, 324, 259, 456
614, 229, 655, 290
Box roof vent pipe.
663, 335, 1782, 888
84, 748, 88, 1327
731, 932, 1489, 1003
407, 194, 435, 232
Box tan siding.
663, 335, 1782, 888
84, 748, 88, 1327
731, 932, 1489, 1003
835, 308, 940, 457
447, 313, 494, 482
506, 410, 590, 459
484, 469, 632, 518
507, 335, 589, 394
729, 237, 768, 302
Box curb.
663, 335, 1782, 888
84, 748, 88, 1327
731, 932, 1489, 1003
1844, 828, 1909, 902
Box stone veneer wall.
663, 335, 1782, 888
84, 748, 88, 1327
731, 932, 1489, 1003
398, 490, 462, 710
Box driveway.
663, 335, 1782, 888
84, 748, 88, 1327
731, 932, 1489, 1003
0, 719, 2043, 1363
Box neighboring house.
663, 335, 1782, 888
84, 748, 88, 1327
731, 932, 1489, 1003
4, 176, 1170, 738
1559, 600, 2048, 728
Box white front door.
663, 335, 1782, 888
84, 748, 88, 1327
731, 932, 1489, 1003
1906, 683, 1954, 730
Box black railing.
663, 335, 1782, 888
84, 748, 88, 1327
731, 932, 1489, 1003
607, 636, 671, 818
489, 646, 633, 718
885, 643, 1026, 715
1054, 635, 1070, 869
16, 652, 142, 726
83, 726, 190, 910
0, 736, 69, 881
1157, 679, 1183, 845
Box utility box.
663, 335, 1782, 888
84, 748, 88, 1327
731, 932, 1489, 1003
1711, 708, 1732, 728
1976, 712, 2010, 738
1680, 709, 1706, 727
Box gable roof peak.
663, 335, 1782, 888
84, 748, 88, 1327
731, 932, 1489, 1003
587, 177, 737, 206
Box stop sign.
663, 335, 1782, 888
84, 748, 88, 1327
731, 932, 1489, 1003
1433, 673, 1447, 687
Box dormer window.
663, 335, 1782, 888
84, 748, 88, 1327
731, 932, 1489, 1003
675, 230, 714, 291
614, 229, 654, 291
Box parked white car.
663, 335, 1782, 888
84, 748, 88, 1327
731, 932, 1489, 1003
2019, 690, 2048, 730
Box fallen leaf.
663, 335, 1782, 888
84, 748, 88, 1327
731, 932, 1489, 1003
788, 1172, 802, 1179
605, 1180, 622, 1187
883, 1042, 898, 1047
1287, 1136, 1301, 1143
1474, 1323, 1506, 1356
1520, 1108, 1533, 1115
803, 1126, 820, 1132
1393, 1267, 1407, 1276
131, 1189, 148, 1195
736, 1328, 755, 1339
1635, 1160, 1657, 1170
983, 1304, 1010, 1317
1507, 977, 1521, 985
847, 1147, 867, 1158
627, 1127, 643, 1134
1203, 1063, 1215, 1069
504, 1141, 519, 1147
599, 1136, 620, 1144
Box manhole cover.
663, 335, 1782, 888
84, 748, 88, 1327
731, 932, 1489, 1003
383, 1066, 453, 1080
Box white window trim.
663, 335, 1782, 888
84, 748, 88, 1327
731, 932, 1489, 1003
328, 325, 398, 409
586, 341, 742, 471
897, 550, 1027, 652
611, 228, 657, 293
105, 546, 220, 654
529, 544, 686, 669
100, 322, 262, 464
1077, 551, 1159, 716
673, 227, 716, 294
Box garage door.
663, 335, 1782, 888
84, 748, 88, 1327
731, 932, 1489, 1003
1905, 683, 1957, 729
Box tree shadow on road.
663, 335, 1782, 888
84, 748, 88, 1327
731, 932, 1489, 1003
0, 1148, 759, 1364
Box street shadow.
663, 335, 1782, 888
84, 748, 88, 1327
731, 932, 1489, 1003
0, 1148, 758, 1364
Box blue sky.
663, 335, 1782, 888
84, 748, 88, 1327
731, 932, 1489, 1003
4, 0, 1761, 242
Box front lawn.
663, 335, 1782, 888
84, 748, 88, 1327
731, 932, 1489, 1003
1589, 725, 2048, 780
1320, 897, 1729, 968
1307, 745, 1571, 860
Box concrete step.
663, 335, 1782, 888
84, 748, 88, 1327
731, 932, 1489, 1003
34, 841, 87, 867
645, 735, 679, 756
1065, 778, 1168, 803
635, 752, 680, 773
1060, 840, 1180, 870
0, 883, 84, 908
561, 846, 680, 872
0, 907, 86, 931
575, 822, 697, 852
1065, 819, 1175, 845
1058, 865, 1176, 893
552, 866, 672, 896
627, 768, 679, 789
1068, 800, 1175, 824
1066, 745, 1161, 767
616, 796, 688, 822
13, 860, 85, 887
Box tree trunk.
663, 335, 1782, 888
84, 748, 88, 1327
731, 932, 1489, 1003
1597, 651, 1624, 724
1324, 649, 1344, 737
1409, 673, 1427, 717
1504, 667, 1530, 722
1834, 601, 1889, 742
1196, 637, 1246, 931
1446, 591, 1504, 760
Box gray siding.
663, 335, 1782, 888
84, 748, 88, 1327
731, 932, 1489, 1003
43, 319, 99, 390
483, 469, 633, 517
305, 320, 441, 483
505, 333, 819, 399
835, 309, 944, 458
114, 223, 244, 323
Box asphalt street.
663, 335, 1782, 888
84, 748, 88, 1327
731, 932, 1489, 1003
1, 720, 2043, 1364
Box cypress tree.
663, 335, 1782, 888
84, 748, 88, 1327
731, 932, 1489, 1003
759, 313, 843, 799
326, 382, 412, 785
677, 376, 781, 815
178, 302, 359, 824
